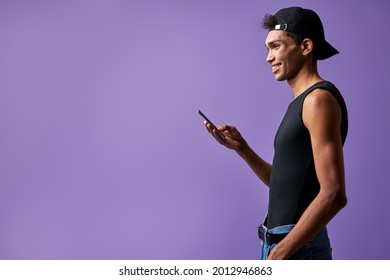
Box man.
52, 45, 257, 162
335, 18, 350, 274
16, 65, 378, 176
203, 7, 348, 260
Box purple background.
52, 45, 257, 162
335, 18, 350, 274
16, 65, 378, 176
1, 0, 389, 260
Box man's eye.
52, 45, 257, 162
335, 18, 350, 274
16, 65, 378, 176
274, 44, 280, 49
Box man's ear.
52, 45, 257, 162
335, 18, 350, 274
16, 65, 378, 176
301, 38, 314, 57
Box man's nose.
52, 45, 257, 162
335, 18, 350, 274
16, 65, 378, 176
266, 50, 274, 63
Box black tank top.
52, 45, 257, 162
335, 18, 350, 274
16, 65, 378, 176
267, 81, 348, 229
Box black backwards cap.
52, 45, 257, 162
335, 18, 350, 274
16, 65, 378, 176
269, 7, 339, 60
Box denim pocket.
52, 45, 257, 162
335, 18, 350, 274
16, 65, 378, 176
306, 248, 333, 260
290, 236, 332, 260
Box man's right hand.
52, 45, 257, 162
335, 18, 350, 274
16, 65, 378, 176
203, 121, 272, 187
203, 121, 247, 152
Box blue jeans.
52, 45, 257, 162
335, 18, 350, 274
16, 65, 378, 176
259, 220, 332, 260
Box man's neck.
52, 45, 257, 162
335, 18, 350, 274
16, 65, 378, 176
287, 63, 323, 98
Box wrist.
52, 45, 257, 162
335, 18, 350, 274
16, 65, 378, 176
235, 139, 250, 156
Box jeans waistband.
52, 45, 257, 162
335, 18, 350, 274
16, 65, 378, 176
258, 216, 329, 246
258, 219, 295, 245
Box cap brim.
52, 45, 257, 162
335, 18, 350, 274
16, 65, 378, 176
316, 40, 339, 60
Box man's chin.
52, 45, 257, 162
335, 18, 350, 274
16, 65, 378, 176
274, 76, 287, 81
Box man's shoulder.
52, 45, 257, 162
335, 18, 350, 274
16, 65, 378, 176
303, 87, 340, 111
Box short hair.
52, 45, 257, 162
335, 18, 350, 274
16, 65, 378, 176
262, 14, 304, 46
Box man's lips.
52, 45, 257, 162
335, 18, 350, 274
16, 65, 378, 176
272, 63, 281, 73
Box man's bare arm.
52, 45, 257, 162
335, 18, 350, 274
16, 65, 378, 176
204, 122, 272, 187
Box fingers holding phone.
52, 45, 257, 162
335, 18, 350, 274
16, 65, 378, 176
204, 121, 225, 141
198, 110, 244, 151
197, 110, 225, 139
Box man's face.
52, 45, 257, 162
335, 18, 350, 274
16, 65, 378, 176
265, 30, 305, 81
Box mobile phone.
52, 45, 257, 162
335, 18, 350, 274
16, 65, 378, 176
197, 109, 225, 139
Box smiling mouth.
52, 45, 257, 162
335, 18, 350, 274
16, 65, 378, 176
272, 63, 281, 73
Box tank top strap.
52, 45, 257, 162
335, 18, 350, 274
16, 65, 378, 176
298, 81, 338, 101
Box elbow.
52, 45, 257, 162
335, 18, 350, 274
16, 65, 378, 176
330, 188, 348, 212
320, 185, 348, 212
336, 192, 348, 210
